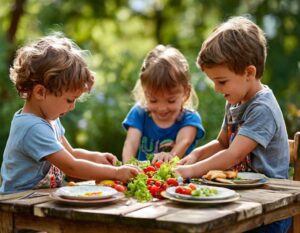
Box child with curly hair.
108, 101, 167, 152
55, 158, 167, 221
0, 34, 140, 193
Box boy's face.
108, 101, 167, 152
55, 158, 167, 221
41, 89, 83, 121
203, 64, 254, 105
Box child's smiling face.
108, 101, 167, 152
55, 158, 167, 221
144, 86, 188, 128
203, 64, 256, 105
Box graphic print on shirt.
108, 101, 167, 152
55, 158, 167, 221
139, 136, 175, 158
34, 164, 65, 189
227, 115, 253, 172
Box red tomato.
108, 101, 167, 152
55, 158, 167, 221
188, 183, 197, 190
153, 162, 161, 169
149, 185, 160, 196
161, 183, 168, 191
113, 184, 126, 192
146, 178, 156, 185
175, 186, 192, 195
155, 181, 162, 187
166, 178, 179, 186
175, 186, 184, 194
182, 187, 192, 195
144, 166, 156, 173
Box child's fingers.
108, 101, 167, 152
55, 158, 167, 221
105, 153, 117, 165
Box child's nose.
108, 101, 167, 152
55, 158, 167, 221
158, 103, 167, 111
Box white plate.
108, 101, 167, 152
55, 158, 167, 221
161, 191, 240, 204
50, 192, 125, 205
55, 185, 118, 200
166, 184, 236, 200
235, 172, 266, 183
200, 172, 268, 188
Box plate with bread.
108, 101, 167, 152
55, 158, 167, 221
199, 170, 268, 188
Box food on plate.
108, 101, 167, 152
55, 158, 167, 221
67, 181, 77, 186
202, 170, 238, 183
215, 178, 235, 184
96, 180, 127, 192
80, 191, 103, 197
224, 170, 238, 179
175, 184, 218, 197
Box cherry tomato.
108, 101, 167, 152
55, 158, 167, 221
175, 186, 184, 194
113, 184, 126, 192
166, 178, 179, 186
188, 183, 197, 190
155, 181, 162, 187
144, 166, 156, 173
146, 178, 156, 185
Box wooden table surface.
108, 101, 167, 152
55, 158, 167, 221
1, 178, 300, 233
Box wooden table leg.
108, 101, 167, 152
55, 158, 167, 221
0, 210, 14, 233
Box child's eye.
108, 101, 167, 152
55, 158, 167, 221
148, 99, 157, 103
67, 99, 75, 103
168, 100, 176, 104
219, 81, 227, 85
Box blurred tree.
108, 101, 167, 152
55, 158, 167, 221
0, 0, 299, 164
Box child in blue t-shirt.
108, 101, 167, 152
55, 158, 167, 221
122, 45, 205, 163
0, 34, 140, 193
174, 16, 291, 233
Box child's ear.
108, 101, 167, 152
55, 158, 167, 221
32, 84, 47, 100
245, 65, 257, 79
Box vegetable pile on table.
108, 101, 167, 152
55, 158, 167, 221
125, 156, 180, 201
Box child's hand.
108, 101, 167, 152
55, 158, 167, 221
94, 152, 118, 165
115, 165, 142, 183
178, 153, 198, 165
152, 152, 173, 163
172, 165, 193, 179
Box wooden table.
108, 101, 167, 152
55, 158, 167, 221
1, 179, 300, 233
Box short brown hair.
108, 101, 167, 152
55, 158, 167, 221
197, 16, 267, 79
10, 33, 95, 98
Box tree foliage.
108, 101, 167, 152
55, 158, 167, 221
0, 0, 299, 162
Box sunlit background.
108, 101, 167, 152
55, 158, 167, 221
0, 0, 299, 162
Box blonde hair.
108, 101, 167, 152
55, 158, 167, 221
10, 33, 95, 98
197, 16, 267, 79
133, 45, 198, 110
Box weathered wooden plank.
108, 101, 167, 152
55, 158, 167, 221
209, 202, 300, 233
0, 211, 13, 233
15, 213, 172, 233
0, 195, 51, 214
267, 178, 300, 188
34, 198, 152, 223
155, 207, 235, 233
238, 189, 295, 212
154, 200, 261, 233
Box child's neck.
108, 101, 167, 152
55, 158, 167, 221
22, 100, 47, 121
241, 80, 264, 104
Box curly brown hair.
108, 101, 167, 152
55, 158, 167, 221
10, 33, 95, 98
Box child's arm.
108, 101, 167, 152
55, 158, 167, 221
46, 149, 140, 183
174, 134, 257, 178
179, 129, 228, 165
61, 136, 117, 165
122, 127, 142, 163
152, 126, 197, 163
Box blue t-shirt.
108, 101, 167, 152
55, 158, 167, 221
0, 111, 65, 193
222, 86, 289, 178
123, 104, 205, 160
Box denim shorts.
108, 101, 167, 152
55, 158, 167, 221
245, 217, 292, 233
